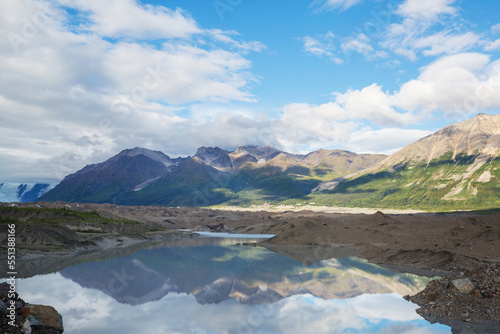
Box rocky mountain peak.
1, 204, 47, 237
381, 113, 500, 168
121, 147, 173, 168
194, 147, 233, 171
231, 145, 281, 162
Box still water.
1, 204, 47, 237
13, 234, 451, 334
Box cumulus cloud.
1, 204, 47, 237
0, 0, 268, 182
277, 52, 500, 154
345, 128, 434, 154
2, 0, 500, 184
394, 53, 500, 115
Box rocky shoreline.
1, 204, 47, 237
408, 262, 500, 328
0, 282, 64, 334
1, 201, 499, 331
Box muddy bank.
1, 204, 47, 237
0, 203, 196, 269
1, 201, 499, 329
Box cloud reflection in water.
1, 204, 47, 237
18, 273, 450, 334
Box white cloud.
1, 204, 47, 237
102, 42, 256, 104
277, 52, 500, 154
208, 29, 267, 53
301, 32, 387, 64
2, 0, 499, 184
345, 128, 434, 154
334, 84, 419, 125
394, 53, 500, 114
0, 0, 266, 182
484, 38, 500, 51
396, 0, 456, 21
56, 0, 200, 39
394, 48, 417, 61
341, 33, 388, 60
300, 32, 344, 64
310, 0, 364, 12
492, 23, 500, 34
273, 84, 420, 153
383, 0, 461, 59
274, 103, 358, 152
413, 31, 482, 56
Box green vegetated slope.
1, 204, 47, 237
40, 147, 171, 204
304, 113, 500, 211
0, 206, 154, 253
306, 154, 500, 211
39, 146, 385, 207
126, 148, 386, 207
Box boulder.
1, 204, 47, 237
450, 278, 475, 294
20, 305, 64, 333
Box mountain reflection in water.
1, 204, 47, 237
16, 236, 452, 334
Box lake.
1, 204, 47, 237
10, 234, 452, 333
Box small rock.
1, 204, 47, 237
451, 278, 475, 294
22, 319, 32, 334
460, 312, 470, 320
403, 295, 410, 301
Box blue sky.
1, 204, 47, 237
1, 0, 500, 182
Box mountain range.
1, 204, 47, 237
36, 113, 500, 209
38, 146, 385, 206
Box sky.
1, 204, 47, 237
1, 0, 500, 183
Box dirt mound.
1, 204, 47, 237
261, 221, 296, 234
368, 249, 456, 271
263, 221, 332, 246
237, 221, 296, 234
0, 224, 92, 250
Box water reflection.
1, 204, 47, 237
59, 237, 431, 306
15, 237, 451, 333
